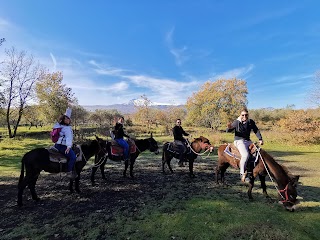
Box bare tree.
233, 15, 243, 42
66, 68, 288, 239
0, 47, 44, 138
0, 38, 5, 46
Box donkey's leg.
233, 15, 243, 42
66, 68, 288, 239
123, 160, 129, 178
69, 179, 74, 193
75, 174, 81, 193
259, 174, 269, 198
129, 159, 135, 178
247, 180, 254, 200
215, 166, 220, 183
100, 162, 107, 180
167, 157, 174, 173
189, 160, 195, 178
246, 173, 257, 200
90, 166, 99, 185
161, 151, 166, 173
216, 163, 228, 184
17, 176, 30, 207
220, 164, 230, 184
28, 172, 41, 202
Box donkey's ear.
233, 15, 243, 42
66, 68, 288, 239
150, 132, 153, 138
291, 175, 300, 187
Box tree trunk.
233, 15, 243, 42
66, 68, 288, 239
12, 106, 23, 138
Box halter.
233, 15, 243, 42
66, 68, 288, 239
80, 140, 108, 168
254, 145, 295, 204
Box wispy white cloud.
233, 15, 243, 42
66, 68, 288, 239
274, 74, 313, 83
212, 64, 255, 80
165, 27, 189, 66
50, 53, 57, 71
0, 17, 11, 30
89, 60, 128, 76
235, 7, 297, 30
264, 52, 308, 62
88, 60, 201, 104
70, 81, 129, 92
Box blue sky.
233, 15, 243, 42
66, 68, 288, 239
0, 1, 319, 109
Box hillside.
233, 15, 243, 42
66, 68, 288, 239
82, 102, 184, 114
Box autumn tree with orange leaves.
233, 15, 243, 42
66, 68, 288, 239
186, 78, 248, 130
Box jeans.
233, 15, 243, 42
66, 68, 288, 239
115, 138, 129, 159
54, 144, 77, 172
234, 139, 252, 175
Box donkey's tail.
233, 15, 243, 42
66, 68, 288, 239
161, 146, 165, 162
18, 156, 25, 187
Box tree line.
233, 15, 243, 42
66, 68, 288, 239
1, 42, 319, 143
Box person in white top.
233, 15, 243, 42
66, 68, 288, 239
53, 107, 77, 179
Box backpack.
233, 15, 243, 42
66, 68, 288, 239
50, 128, 62, 143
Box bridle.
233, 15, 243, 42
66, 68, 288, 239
89, 139, 108, 168
252, 144, 296, 205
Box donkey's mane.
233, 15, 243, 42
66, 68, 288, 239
260, 148, 292, 177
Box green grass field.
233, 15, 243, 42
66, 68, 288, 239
0, 127, 320, 239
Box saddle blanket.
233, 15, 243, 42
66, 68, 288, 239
110, 139, 136, 156
224, 144, 241, 160
167, 142, 188, 155
47, 145, 82, 163
223, 143, 258, 167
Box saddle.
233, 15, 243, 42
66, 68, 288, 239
224, 143, 257, 169
167, 141, 188, 155
47, 145, 82, 163
110, 139, 136, 157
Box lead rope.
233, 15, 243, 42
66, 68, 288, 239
79, 145, 109, 169
255, 146, 285, 200
186, 139, 212, 156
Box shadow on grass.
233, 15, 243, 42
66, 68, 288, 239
0, 147, 319, 239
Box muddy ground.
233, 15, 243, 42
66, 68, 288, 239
0, 155, 253, 239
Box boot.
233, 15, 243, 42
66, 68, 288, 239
240, 173, 250, 183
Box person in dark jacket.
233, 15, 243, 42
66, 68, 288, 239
172, 119, 189, 166
114, 116, 130, 162
226, 108, 264, 182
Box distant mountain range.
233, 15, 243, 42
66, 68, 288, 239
82, 102, 183, 114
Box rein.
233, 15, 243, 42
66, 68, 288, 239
255, 146, 292, 203
80, 141, 108, 168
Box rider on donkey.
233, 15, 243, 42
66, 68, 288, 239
172, 118, 189, 167
113, 116, 131, 162
53, 107, 77, 179
226, 107, 264, 183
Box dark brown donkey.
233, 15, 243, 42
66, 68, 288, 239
162, 136, 214, 177
17, 137, 106, 206
91, 134, 159, 184
215, 143, 300, 211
